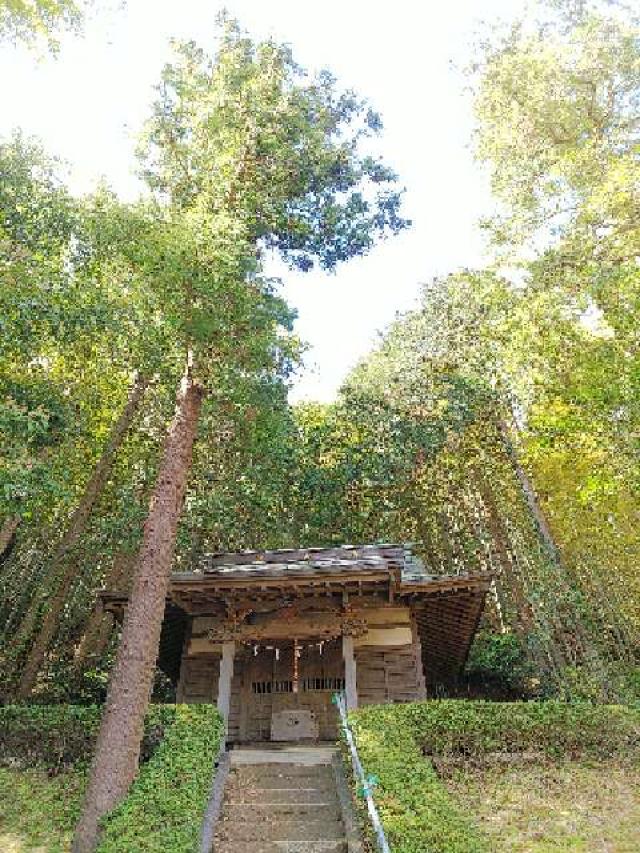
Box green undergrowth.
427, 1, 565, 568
448, 759, 640, 852
0, 764, 85, 852
97, 704, 223, 853
347, 700, 640, 853
0, 703, 223, 852
0, 703, 174, 770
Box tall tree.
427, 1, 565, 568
15, 373, 147, 699
73, 19, 407, 851
0, 139, 165, 694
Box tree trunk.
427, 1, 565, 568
497, 420, 561, 564
495, 420, 597, 668
72, 552, 134, 677
0, 516, 20, 561
72, 374, 204, 853
15, 374, 147, 699
477, 481, 532, 632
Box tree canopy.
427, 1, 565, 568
0, 0, 91, 49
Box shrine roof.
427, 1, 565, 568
185, 543, 426, 582
99, 543, 492, 685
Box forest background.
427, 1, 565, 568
1, 0, 639, 722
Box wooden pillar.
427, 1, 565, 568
217, 641, 235, 726
411, 612, 428, 700
343, 635, 358, 711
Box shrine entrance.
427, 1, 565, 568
239, 638, 344, 742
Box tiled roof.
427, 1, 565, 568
196, 543, 431, 582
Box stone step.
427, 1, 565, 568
229, 763, 336, 777
226, 778, 336, 793
225, 772, 336, 790
227, 786, 338, 804
229, 747, 338, 766
221, 803, 342, 822
215, 842, 348, 853
215, 818, 345, 843
211, 751, 356, 852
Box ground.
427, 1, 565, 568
445, 759, 640, 852
0, 767, 85, 852
2, 756, 639, 851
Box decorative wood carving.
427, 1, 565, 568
341, 604, 368, 638
206, 621, 247, 643
341, 614, 368, 638
205, 604, 370, 643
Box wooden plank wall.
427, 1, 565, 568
355, 638, 426, 705
228, 662, 243, 741
177, 654, 220, 704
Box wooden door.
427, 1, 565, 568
239, 639, 343, 742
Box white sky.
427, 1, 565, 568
1, 0, 527, 401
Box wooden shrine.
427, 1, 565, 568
102, 544, 490, 743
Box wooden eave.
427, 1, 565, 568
411, 581, 491, 686
98, 566, 491, 687
100, 569, 489, 614
169, 567, 398, 614
398, 573, 492, 598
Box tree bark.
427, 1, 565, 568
0, 516, 20, 561
72, 374, 204, 853
495, 420, 597, 668
477, 481, 532, 632
15, 374, 147, 699
72, 552, 134, 677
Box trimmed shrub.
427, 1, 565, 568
97, 704, 223, 853
401, 699, 640, 760
0, 703, 175, 770
347, 705, 488, 853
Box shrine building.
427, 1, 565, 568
103, 544, 490, 743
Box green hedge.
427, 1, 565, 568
347, 705, 488, 853
0, 703, 222, 852
348, 700, 640, 853
0, 703, 174, 770
97, 704, 224, 853
401, 699, 640, 759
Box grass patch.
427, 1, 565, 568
446, 759, 640, 851
0, 765, 85, 852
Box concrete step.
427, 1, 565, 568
229, 763, 336, 778
211, 749, 358, 853
225, 779, 336, 801
221, 803, 342, 822
227, 786, 338, 804
215, 818, 345, 843
225, 772, 336, 790
216, 842, 348, 853
229, 747, 338, 766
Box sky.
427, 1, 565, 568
1, 0, 529, 401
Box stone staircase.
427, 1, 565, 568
212, 746, 361, 853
